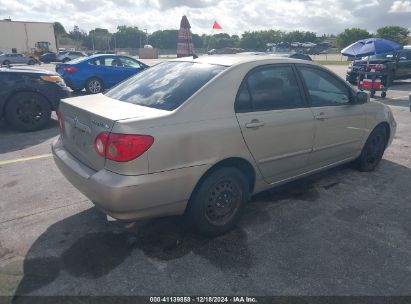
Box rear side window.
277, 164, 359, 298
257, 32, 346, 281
235, 65, 305, 112
106, 62, 226, 111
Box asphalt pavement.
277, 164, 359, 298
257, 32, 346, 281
1, 63, 411, 299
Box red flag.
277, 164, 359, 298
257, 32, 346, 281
212, 21, 222, 30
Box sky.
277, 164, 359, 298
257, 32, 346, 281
0, 0, 410, 35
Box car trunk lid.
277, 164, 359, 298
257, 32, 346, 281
59, 93, 166, 171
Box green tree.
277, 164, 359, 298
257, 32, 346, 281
84, 28, 112, 50
239, 30, 283, 50
336, 28, 371, 49
376, 26, 409, 45
53, 22, 67, 36
114, 25, 147, 48
283, 31, 317, 43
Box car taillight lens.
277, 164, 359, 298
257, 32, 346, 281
56, 111, 63, 133
94, 132, 154, 162
63, 66, 77, 72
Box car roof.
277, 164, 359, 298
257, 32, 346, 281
170, 54, 315, 67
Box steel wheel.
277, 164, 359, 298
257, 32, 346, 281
185, 167, 250, 236
205, 177, 242, 226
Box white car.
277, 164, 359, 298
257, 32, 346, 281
57, 51, 86, 63
302, 42, 317, 48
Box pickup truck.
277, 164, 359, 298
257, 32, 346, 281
346, 46, 411, 85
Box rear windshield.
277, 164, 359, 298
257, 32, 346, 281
105, 61, 226, 111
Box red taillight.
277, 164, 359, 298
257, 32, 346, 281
56, 111, 63, 133
94, 132, 154, 162
63, 66, 77, 73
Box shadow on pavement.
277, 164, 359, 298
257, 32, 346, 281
0, 119, 59, 154
11, 160, 411, 299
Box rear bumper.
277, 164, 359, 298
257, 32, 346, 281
52, 138, 207, 221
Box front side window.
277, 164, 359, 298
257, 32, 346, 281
298, 67, 351, 107
106, 62, 226, 111
235, 65, 304, 112
120, 57, 141, 68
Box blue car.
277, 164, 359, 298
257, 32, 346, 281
55, 54, 148, 94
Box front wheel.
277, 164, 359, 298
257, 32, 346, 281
5, 92, 51, 131
2, 60, 10, 66
86, 78, 104, 94
357, 125, 387, 172
28, 59, 35, 65
62, 58, 70, 63
185, 167, 250, 236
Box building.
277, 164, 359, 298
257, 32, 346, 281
0, 19, 57, 54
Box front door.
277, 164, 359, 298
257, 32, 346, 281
235, 64, 315, 183
297, 65, 366, 168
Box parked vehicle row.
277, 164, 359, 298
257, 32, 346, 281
53, 55, 396, 236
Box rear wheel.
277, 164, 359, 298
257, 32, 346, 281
86, 78, 104, 94
62, 58, 70, 63
5, 92, 51, 131
357, 125, 387, 172
185, 167, 249, 236
2, 60, 10, 66
28, 59, 35, 65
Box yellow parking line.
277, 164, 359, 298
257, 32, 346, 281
0, 153, 53, 166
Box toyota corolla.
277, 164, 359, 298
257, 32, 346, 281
52, 55, 396, 236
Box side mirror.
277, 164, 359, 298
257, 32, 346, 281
356, 91, 369, 104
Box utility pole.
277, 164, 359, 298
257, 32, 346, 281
144, 29, 148, 45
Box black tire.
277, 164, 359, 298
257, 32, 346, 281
85, 77, 104, 94
357, 125, 387, 172
370, 91, 375, 98
28, 59, 35, 65
62, 58, 70, 63
185, 167, 250, 236
381, 91, 387, 98
3, 60, 10, 66
4, 92, 51, 132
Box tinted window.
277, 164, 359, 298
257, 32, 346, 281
106, 62, 226, 111
299, 67, 351, 106
236, 65, 304, 112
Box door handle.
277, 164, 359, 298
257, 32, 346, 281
315, 112, 328, 121
245, 119, 265, 129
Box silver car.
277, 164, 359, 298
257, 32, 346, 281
0, 53, 36, 65
56, 51, 86, 63
53, 55, 396, 236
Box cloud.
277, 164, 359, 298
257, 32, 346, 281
0, 0, 409, 35
389, 0, 411, 12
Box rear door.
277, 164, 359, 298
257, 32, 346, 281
235, 64, 315, 183
296, 65, 366, 168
